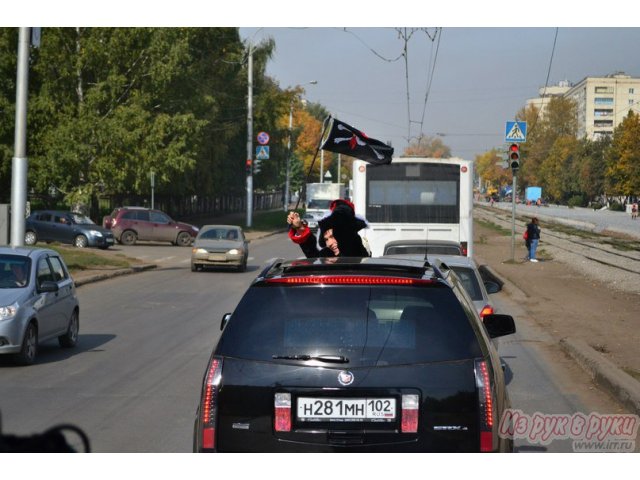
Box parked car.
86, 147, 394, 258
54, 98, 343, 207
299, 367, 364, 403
102, 207, 198, 246
25, 211, 114, 249
0, 247, 79, 365
383, 240, 465, 256
193, 257, 515, 452
191, 225, 248, 272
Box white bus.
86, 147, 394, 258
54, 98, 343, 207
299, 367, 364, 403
352, 157, 474, 258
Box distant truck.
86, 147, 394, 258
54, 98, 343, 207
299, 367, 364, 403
525, 186, 542, 204
304, 183, 346, 230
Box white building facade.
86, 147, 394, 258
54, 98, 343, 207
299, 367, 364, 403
528, 73, 640, 140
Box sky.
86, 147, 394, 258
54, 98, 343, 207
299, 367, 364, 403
6, 1, 640, 161
240, 27, 640, 159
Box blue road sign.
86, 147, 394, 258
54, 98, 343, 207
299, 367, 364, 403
505, 121, 527, 142
256, 145, 270, 160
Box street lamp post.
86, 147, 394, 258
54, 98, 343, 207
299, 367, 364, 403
284, 81, 317, 212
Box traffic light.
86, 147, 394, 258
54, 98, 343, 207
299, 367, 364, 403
509, 143, 520, 170
253, 158, 262, 174
245, 159, 252, 174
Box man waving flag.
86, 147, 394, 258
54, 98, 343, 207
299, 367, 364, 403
320, 117, 394, 165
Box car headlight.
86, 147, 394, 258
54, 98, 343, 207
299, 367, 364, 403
192, 227, 199, 232
193, 248, 208, 254
89, 230, 103, 237
0, 302, 18, 320
227, 249, 243, 255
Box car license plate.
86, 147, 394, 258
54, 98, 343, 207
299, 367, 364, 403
106, 238, 114, 243
297, 398, 395, 422
209, 254, 225, 261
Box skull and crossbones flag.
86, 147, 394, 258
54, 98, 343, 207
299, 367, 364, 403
320, 117, 394, 165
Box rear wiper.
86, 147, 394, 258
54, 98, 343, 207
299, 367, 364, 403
272, 354, 349, 364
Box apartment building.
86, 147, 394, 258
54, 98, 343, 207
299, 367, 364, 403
525, 81, 571, 116
565, 72, 640, 139
527, 72, 640, 140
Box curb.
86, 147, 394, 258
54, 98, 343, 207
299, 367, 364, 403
559, 337, 640, 416
73, 264, 157, 287
477, 258, 640, 415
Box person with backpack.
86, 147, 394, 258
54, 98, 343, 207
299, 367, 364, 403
526, 217, 541, 262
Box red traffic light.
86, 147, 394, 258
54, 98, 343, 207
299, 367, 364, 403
509, 143, 520, 169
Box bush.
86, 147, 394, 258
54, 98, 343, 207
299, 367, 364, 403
609, 201, 625, 212
567, 195, 586, 208
590, 201, 603, 210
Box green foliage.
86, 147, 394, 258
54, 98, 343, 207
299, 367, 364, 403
567, 195, 585, 207
0, 27, 298, 204
605, 110, 640, 196
609, 201, 625, 211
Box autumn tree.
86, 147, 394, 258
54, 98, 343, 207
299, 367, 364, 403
605, 110, 640, 199
475, 149, 511, 194
516, 97, 578, 199
403, 134, 451, 158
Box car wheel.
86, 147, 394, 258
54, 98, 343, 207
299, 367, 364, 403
238, 260, 247, 272
24, 230, 37, 245
176, 231, 192, 247
74, 235, 89, 248
16, 322, 38, 365
191, 263, 198, 272
58, 310, 79, 348
120, 230, 137, 246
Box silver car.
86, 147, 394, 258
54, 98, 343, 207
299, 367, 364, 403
191, 225, 249, 272
0, 247, 80, 365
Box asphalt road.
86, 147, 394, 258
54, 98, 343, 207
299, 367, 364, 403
0, 231, 630, 452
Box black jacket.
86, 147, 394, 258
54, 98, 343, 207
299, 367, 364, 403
526, 222, 540, 240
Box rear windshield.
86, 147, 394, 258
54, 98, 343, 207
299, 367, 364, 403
216, 285, 481, 366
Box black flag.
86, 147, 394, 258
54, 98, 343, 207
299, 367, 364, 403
320, 117, 393, 165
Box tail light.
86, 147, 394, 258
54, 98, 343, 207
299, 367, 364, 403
475, 359, 496, 452
199, 356, 223, 450
461, 242, 468, 256
401, 394, 419, 433
479, 305, 495, 319
274, 393, 292, 432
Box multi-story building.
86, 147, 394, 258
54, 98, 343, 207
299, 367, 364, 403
525, 80, 571, 117
565, 72, 640, 140
527, 72, 640, 140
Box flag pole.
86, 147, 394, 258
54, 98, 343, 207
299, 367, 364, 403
292, 115, 332, 212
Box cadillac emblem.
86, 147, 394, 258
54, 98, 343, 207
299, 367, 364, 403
338, 370, 354, 386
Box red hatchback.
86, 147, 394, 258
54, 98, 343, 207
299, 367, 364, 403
102, 207, 199, 246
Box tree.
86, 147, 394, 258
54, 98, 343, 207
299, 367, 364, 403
575, 136, 609, 203
605, 110, 640, 198
403, 134, 451, 158
475, 149, 511, 194
539, 136, 579, 202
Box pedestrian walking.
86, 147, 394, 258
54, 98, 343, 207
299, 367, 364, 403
526, 217, 541, 262
631, 202, 638, 220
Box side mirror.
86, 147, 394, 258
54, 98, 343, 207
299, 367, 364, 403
220, 313, 231, 331
38, 281, 59, 293
484, 280, 501, 294
483, 313, 516, 338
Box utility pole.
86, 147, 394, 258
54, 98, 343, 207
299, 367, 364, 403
284, 101, 294, 212
246, 45, 253, 228
284, 81, 316, 212
11, 28, 31, 247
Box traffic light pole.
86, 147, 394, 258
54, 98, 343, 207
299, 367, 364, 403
510, 171, 517, 262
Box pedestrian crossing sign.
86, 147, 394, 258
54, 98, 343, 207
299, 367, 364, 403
505, 121, 527, 142
256, 146, 270, 160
